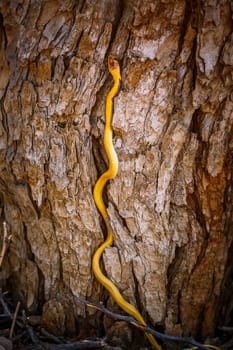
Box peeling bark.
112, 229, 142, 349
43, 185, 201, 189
0, 0, 232, 348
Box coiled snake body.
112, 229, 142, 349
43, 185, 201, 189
92, 55, 161, 350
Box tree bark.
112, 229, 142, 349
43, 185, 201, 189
0, 0, 232, 347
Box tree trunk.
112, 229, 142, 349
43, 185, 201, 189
0, 0, 232, 347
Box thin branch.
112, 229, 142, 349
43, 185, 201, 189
218, 326, 233, 334
9, 301, 21, 338
0, 293, 13, 317
26, 324, 40, 344
0, 293, 24, 330
40, 328, 65, 344
76, 297, 220, 350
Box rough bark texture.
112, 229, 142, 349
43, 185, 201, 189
0, 0, 233, 347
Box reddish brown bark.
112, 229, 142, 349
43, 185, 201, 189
0, 0, 232, 348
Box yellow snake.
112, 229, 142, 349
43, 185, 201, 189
92, 55, 161, 350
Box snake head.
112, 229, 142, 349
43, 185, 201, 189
108, 55, 121, 80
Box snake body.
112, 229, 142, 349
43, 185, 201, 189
92, 55, 161, 350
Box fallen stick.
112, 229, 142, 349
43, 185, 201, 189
76, 297, 220, 350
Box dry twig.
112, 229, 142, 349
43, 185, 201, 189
9, 301, 21, 338
76, 297, 220, 350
